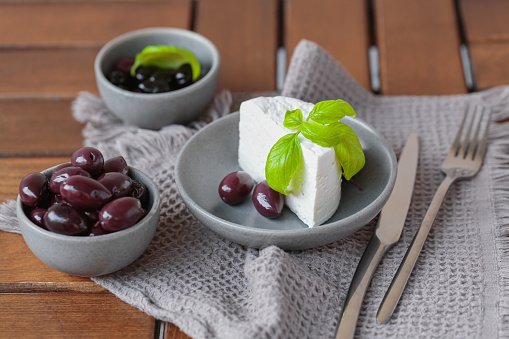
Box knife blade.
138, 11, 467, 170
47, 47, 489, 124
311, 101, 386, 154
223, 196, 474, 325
334, 133, 420, 339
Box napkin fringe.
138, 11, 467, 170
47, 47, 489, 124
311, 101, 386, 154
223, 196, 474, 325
490, 126, 509, 338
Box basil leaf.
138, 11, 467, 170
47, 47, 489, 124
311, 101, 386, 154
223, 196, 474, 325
283, 109, 303, 130
300, 121, 337, 147
332, 123, 365, 180
302, 121, 364, 179
130, 45, 201, 80
308, 100, 356, 124
265, 133, 302, 195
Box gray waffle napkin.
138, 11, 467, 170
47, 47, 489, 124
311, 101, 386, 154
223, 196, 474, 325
2, 39, 509, 339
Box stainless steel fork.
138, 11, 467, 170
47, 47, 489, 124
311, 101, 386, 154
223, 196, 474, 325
376, 105, 492, 323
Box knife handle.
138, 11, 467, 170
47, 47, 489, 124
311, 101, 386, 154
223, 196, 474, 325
376, 175, 455, 324
335, 236, 391, 339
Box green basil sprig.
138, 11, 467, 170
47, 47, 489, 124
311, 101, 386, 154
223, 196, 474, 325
130, 45, 201, 80
265, 99, 365, 195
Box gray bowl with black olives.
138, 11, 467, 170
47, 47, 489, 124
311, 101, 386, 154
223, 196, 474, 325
95, 27, 220, 130
16, 166, 160, 277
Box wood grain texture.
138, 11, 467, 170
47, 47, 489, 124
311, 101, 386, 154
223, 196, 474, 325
0, 157, 69, 202
0, 48, 99, 95
0, 1, 191, 46
0, 231, 102, 288
469, 43, 509, 90
0, 292, 155, 338
374, 0, 467, 95
459, 0, 509, 44
195, 0, 279, 91
165, 322, 192, 339
284, 0, 371, 90
0, 99, 84, 157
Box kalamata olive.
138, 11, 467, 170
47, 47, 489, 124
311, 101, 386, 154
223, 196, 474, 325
115, 57, 135, 74
60, 176, 112, 209
252, 180, 284, 218
103, 156, 129, 175
149, 69, 177, 84
89, 224, 109, 236
174, 64, 193, 89
49, 193, 69, 206
218, 171, 254, 205
107, 70, 129, 86
99, 197, 144, 232
97, 172, 132, 199
134, 65, 158, 81
29, 208, 47, 228
19, 173, 49, 207
138, 79, 170, 93
130, 180, 148, 207
82, 209, 100, 224
53, 163, 72, 173
71, 147, 104, 176
49, 166, 91, 194
43, 204, 89, 236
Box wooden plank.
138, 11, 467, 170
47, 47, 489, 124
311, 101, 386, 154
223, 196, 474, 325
0, 232, 104, 289
374, 0, 467, 95
165, 323, 192, 339
0, 1, 191, 46
0, 157, 69, 202
0, 0, 167, 3
195, 0, 279, 91
0, 99, 84, 157
469, 43, 509, 90
285, 0, 371, 90
0, 48, 99, 95
459, 0, 509, 44
0, 293, 155, 338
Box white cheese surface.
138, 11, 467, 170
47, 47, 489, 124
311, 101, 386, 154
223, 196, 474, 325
238, 96, 341, 227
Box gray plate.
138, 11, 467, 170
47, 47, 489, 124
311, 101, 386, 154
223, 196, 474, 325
175, 112, 397, 250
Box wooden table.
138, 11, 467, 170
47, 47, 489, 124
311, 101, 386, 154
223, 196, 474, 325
1, 0, 508, 338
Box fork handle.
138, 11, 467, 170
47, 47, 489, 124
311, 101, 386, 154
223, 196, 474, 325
376, 175, 455, 323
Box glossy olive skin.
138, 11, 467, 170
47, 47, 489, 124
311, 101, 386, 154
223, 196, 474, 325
130, 180, 148, 206
89, 224, 109, 236
43, 204, 89, 236
114, 57, 135, 74
82, 209, 100, 224
252, 180, 284, 218
60, 176, 112, 209
98, 172, 132, 199
71, 147, 104, 176
99, 197, 144, 232
103, 156, 129, 176
29, 208, 47, 228
19, 173, 49, 207
49, 166, 92, 194
219, 171, 254, 205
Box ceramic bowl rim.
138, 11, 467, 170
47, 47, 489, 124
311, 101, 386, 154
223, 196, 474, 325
94, 27, 220, 98
17, 165, 160, 243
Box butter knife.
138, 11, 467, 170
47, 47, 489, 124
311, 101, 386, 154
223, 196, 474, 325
334, 133, 419, 339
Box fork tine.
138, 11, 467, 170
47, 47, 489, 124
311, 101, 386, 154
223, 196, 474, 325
458, 106, 476, 158
475, 108, 492, 161
449, 106, 469, 157
466, 106, 482, 160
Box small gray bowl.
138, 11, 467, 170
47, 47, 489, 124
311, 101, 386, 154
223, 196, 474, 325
95, 27, 220, 129
17, 166, 160, 277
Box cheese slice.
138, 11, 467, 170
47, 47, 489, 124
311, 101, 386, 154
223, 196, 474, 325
238, 96, 341, 227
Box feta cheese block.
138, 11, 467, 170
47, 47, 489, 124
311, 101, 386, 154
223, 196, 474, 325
238, 96, 342, 227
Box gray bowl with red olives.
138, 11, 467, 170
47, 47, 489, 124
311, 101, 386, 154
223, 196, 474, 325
95, 27, 220, 130
16, 147, 160, 277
